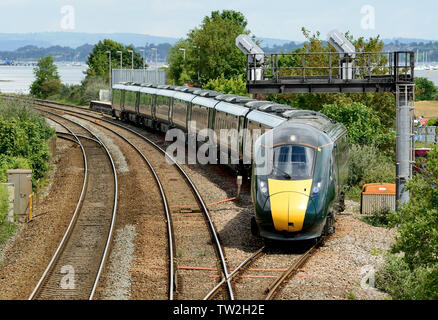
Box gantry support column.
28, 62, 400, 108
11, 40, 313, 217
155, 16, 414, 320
395, 84, 415, 208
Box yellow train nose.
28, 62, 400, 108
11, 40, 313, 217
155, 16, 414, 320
267, 179, 313, 232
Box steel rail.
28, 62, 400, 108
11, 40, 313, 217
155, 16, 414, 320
28, 115, 89, 300
203, 246, 265, 300
264, 239, 321, 300
49, 108, 177, 300
31, 108, 118, 300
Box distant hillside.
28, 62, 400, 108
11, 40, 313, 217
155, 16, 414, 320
1, 32, 437, 63
0, 32, 179, 51
0, 43, 172, 63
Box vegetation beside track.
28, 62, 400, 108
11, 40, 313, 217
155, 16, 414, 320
0, 97, 55, 248
0, 97, 55, 188
373, 146, 438, 299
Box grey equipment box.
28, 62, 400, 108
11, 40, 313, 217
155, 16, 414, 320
7, 169, 32, 218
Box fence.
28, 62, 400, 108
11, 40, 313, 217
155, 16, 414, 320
415, 126, 437, 144
112, 68, 166, 86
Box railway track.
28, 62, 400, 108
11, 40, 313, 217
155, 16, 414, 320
28, 110, 118, 300
34, 102, 235, 300
205, 239, 321, 300
1, 95, 324, 300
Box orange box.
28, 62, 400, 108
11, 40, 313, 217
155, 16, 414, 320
361, 183, 396, 214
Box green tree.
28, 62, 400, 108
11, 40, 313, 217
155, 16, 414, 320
321, 101, 392, 148
376, 146, 438, 300
415, 77, 437, 101
167, 10, 250, 85
390, 146, 438, 269
86, 39, 146, 81
30, 56, 62, 98
203, 74, 249, 96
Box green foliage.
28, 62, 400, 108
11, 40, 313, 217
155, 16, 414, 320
167, 10, 250, 85
415, 77, 437, 101
30, 56, 62, 98
0, 185, 8, 225
389, 146, 438, 269
376, 254, 438, 300
376, 146, 438, 300
320, 101, 394, 152
345, 144, 395, 201
361, 208, 392, 227
54, 76, 108, 106
86, 39, 145, 81
426, 118, 438, 126
0, 98, 54, 187
203, 74, 249, 96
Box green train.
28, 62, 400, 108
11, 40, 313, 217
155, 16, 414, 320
251, 113, 348, 241
109, 83, 349, 242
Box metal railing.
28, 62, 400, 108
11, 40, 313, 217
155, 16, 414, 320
112, 68, 167, 85
246, 51, 415, 83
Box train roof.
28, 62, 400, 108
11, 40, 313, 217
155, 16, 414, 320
247, 110, 286, 128
215, 101, 250, 117
174, 91, 197, 102
192, 96, 220, 108
112, 82, 344, 134
282, 109, 339, 133
215, 94, 256, 105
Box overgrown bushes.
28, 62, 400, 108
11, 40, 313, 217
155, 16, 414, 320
0, 98, 55, 187
377, 254, 438, 300
375, 146, 438, 299
203, 74, 249, 96
344, 144, 395, 201
321, 101, 394, 151
0, 185, 8, 225
53, 76, 108, 106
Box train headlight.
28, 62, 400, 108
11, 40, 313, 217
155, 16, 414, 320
259, 180, 268, 195
311, 182, 322, 195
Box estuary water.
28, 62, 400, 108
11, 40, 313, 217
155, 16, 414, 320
0, 64, 88, 94
0, 64, 438, 94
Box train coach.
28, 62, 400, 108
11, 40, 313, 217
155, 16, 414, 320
110, 82, 349, 242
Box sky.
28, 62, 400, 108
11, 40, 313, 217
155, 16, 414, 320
1, 0, 437, 41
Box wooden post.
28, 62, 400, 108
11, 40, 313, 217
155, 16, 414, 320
28, 193, 33, 222
36, 179, 40, 207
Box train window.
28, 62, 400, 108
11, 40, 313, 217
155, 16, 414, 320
191, 104, 208, 133
271, 145, 315, 180
156, 96, 171, 121
139, 93, 153, 116
112, 90, 121, 109
173, 99, 188, 127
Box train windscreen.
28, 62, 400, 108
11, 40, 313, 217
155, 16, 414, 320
271, 145, 315, 180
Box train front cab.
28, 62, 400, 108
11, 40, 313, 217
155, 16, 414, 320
251, 124, 335, 242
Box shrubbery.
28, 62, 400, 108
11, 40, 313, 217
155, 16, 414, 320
415, 77, 437, 101
320, 101, 394, 150
344, 144, 395, 201
53, 76, 108, 106
203, 74, 249, 96
30, 56, 62, 99
0, 98, 55, 187
375, 146, 438, 299
377, 254, 438, 300
0, 185, 8, 224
